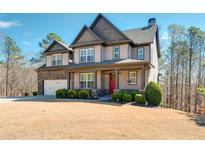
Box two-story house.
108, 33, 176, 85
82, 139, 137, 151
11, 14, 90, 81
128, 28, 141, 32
37, 14, 160, 95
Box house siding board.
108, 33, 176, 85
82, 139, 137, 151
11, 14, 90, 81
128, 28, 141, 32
120, 44, 128, 59
103, 44, 128, 61
74, 72, 79, 89
97, 70, 101, 89
133, 46, 149, 61
119, 70, 141, 90
46, 55, 52, 66
148, 36, 158, 82
62, 53, 68, 65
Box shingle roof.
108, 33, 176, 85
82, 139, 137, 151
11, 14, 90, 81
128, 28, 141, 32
43, 40, 73, 54
123, 25, 157, 44
36, 59, 152, 71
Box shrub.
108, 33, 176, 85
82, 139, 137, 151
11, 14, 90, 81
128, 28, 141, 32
122, 93, 132, 102
135, 94, 145, 104
78, 90, 89, 99
68, 89, 78, 98
32, 91, 38, 96
129, 91, 139, 101
145, 81, 162, 106
112, 92, 122, 102
56, 89, 67, 98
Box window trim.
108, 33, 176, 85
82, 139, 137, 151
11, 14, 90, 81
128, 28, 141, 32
113, 46, 120, 59
51, 53, 62, 66
137, 47, 145, 60
79, 47, 95, 63
79, 72, 94, 89
128, 71, 137, 85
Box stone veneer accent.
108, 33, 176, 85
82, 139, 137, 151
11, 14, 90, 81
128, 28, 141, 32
37, 69, 69, 95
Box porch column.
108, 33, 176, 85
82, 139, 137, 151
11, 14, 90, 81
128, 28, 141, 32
101, 71, 104, 89
71, 72, 74, 89
67, 72, 70, 90
115, 69, 119, 90
93, 70, 97, 89
141, 65, 145, 90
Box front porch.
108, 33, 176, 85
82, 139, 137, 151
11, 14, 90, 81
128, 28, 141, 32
69, 64, 149, 95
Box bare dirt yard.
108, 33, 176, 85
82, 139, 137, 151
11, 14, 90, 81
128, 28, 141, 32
0, 99, 205, 139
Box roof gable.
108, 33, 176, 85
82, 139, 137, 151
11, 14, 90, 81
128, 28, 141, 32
71, 25, 103, 47
90, 14, 131, 43
43, 40, 72, 54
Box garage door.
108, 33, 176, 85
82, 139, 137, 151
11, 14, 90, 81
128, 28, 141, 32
44, 80, 67, 95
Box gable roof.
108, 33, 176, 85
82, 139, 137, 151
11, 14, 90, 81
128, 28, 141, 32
43, 40, 73, 54
123, 25, 157, 44
90, 14, 132, 43
70, 25, 104, 47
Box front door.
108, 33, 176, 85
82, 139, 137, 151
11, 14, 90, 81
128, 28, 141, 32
109, 73, 115, 94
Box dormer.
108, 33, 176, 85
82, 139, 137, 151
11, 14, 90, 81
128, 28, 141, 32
43, 40, 73, 67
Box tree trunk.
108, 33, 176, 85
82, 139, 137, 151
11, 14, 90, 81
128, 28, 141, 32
181, 62, 185, 111
188, 48, 192, 112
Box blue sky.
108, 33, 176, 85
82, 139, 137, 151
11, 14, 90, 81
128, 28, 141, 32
1, 13, 205, 60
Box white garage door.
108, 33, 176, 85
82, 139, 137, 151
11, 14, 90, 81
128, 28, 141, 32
44, 80, 67, 95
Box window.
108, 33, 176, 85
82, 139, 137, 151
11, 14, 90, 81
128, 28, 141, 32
52, 54, 62, 66
137, 47, 144, 60
113, 46, 120, 59
128, 71, 137, 84
80, 48, 94, 63
80, 73, 94, 89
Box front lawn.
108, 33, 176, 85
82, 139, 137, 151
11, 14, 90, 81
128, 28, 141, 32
0, 100, 205, 139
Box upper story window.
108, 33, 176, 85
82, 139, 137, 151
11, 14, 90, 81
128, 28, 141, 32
137, 47, 144, 60
80, 48, 94, 63
52, 54, 62, 66
113, 46, 120, 59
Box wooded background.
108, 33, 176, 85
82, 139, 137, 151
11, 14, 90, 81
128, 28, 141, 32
159, 24, 205, 114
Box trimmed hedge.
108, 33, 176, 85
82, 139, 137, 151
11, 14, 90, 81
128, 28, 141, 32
122, 93, 132, 102
68, 89, 78, 98
32, 91, 38, 96
135, 94, 145, 104
56, 89, 67, 98
78, 90, 89, 99
112, 92, 122, 101
129, 92, 139, 101
145, 81, 162, 106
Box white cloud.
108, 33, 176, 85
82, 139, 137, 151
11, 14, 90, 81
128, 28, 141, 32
23, 32, 31, 36
22, 41, 31, 45
0, 21, 21, 28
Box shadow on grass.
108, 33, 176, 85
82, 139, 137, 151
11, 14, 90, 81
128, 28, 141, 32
176, 111, 205, 127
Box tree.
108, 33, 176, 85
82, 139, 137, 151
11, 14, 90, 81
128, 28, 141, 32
167, 24, 185, 108
37, 33, 64, 61
2, 36, 22, 96
187, 27, 204, 112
